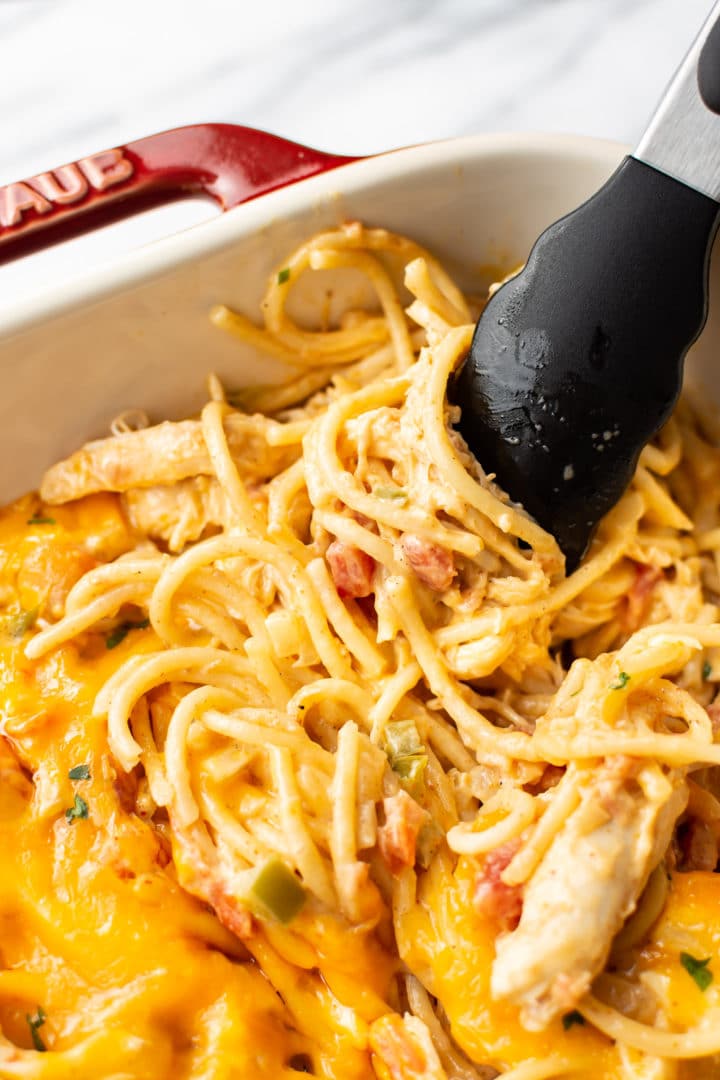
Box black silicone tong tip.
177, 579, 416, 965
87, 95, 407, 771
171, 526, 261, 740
452, 156, 720, 571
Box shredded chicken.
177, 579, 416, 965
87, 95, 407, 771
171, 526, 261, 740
490, 759, 688, 1029
123, 477, 229, 552
40, 414, 298, 503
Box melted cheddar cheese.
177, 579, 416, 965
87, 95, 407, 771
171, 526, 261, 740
2, 492, 720, 1079
0, 496, 396, 1079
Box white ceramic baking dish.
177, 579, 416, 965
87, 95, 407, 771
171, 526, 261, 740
0, 124, 716, 504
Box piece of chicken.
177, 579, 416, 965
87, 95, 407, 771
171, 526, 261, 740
41, 414, 298, 503
490, 757, 687, 1030
123, 477, 229, 552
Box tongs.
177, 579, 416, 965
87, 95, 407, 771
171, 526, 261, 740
454, 1, 720, 569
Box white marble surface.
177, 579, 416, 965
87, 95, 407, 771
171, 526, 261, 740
0, 0, 711, 302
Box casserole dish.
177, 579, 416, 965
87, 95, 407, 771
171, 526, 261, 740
0, 123, 644, 502
4, 125, 720, 1080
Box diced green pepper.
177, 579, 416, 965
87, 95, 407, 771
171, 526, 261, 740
392, 754, 427, 787
373, 487, 408, 503
384, 720, 423, 760
384, 720, 428, 793
251, 859, 306, 924
416, 821, 443, 869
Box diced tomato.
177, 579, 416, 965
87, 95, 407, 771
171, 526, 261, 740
378, 791, 427, 874
623, 562, 662, 632
326, 540, 375, 598
474, 839, 523, 931
400, 534, 454, 592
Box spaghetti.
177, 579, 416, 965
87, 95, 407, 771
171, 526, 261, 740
1, 223, 720, 1077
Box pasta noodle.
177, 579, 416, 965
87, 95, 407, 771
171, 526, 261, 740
2, 222, 720, 1078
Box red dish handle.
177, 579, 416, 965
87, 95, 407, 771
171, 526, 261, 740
0, 123, 359, 264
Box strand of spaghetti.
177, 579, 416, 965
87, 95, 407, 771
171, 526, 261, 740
533, 730, 720, 767
195, 786, 263, 866
201, 400, 264, 532
264, 419, 311, 446
287, 679, 375, 730
202, 745, 257, 783
639, 425, 683, 476
63, 555, 167, 612
385, 574, 535, 762
264, 227, 411, 353
306, 373, 481, 557
191, 568, 272, 644
233, 364, 336, 414
148, 532, 352, 681
302, 223, 471, 317
267, 459, 313, 564
235, 331, 411, 415
200, 710, 335, 771
634, 464, 693, 530
95, 647, 258, 771
368, 661, 423, 743
422, 324, 562, 560
309, 249, 415, 371
165, 686, 243, 827
330, 720, 361, 919
501, 767, 582, 886
269, 744, 336, 906
404, 975, 485, 1080
305, 557, 387, 677
422, 710, 478, 771
130, 697, 173, 807
434, 494, 645, 648
423, 747, 460, 827
612, 864, 670, 953
24, 582, 150, 659
580, 995, 720, 1058
314, 509, 397, 568
447, 787, 537, 855
306, 376, 484, 557
210, 303, 313, 365
174, 596, 248, 652
244, 636, 292, 708
404, 258, 469, 327
406, 297, 456, 343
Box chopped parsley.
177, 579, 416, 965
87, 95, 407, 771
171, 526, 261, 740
26, 1006, 47, 1052
27, 515, 56, 525
610, 671, 631, 691
277, 267, 291, 285
704, 660, 713, 681
680, 952, 713, 991
106, 617, 150, 649
68, 764, 90, 781
562, 1010, 585, 1030
65, 794, 89, 823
